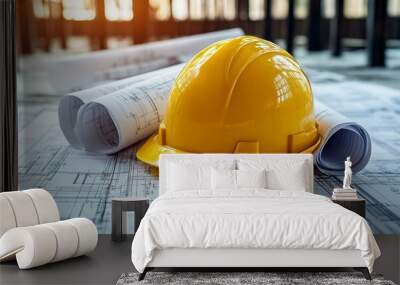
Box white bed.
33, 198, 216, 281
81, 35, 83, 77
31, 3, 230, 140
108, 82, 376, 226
131, 154, 380, 280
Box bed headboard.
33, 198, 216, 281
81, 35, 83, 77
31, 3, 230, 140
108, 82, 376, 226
159, 154, 314, 196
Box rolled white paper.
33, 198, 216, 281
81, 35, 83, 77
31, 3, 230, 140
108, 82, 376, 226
58, 64, 185, 148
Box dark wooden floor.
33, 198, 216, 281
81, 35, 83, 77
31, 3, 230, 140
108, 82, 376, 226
1, 235, 399, 285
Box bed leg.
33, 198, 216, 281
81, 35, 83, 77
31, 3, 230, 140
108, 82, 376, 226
354, 267, 371, 280
138, 268, 147, 281
362, 268, 372, 281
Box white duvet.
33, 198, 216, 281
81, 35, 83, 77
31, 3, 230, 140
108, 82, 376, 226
131, 190, 380, 273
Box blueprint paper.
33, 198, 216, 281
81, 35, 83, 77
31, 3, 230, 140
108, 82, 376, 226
91, 57, 180, 81
74, 71, 179, 154
25, 29, 244, 94
62, 63, 372, 176
58, 64, 184, 148
314, 101, 372, 176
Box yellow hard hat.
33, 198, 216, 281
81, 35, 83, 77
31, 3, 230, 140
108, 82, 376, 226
137, 36, 321, 167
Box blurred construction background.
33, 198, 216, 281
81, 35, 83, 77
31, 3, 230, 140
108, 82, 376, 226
15, 0, 398, 66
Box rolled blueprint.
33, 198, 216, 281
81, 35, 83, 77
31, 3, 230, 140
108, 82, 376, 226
313, 101, 371, 176
59, 63, 185, 148
31, 29, 244, 94
69, 74, 372, 175
61, 61, 371, 175
74, 71, 179, 154
70, 69, 371, 176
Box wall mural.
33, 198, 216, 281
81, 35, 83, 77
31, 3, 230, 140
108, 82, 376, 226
18, 65, 400, 235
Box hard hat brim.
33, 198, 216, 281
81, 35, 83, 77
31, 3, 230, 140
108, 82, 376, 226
136, 133, 187, 167
137, 132, 322, 168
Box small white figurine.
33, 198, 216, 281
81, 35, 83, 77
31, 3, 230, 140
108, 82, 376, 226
343, 156, 353, 189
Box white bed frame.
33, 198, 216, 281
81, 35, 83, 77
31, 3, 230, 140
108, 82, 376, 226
140, 154, 370, 280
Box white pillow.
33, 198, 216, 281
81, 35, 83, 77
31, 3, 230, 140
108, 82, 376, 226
236, 169, 267, 189
238, 159, 308, 191
267, 164, 307, 191
211, 168, 236, 190
167, 162, 211, 191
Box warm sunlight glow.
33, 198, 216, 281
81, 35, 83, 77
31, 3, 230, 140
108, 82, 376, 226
190, 0, 206, 20
150, 0, 171, 20
172, 0, 189, 20
33, 0, 50, 18
222, 0, 236, 20
272, 0, 287, 19
62, 0, 96, 21
105, 0, 134, 21
33, 0, 62, 19
206, 0, 217, 19
249, 0, 264, 20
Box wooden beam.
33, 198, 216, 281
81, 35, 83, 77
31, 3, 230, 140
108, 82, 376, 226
0, 0, 18, 192
367, 0, 387, 67
286, 0, 295, 54
330, 0, 344, 57
307, 0, 322, 51
237, 0, 249, 33
59, 1, 67, 50
264, 0, 273, 41
16, 0, 34, 54
95, 0, 107, 50
133, 0, 149, 44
